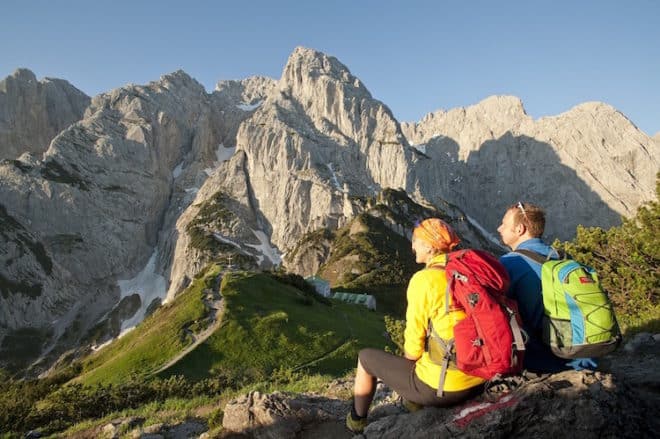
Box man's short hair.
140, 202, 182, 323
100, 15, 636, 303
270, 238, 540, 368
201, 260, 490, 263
509, 202, 545, 237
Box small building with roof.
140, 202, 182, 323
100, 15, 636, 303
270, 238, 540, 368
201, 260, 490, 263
305, 276, 332, 298
331, 292, 377, 310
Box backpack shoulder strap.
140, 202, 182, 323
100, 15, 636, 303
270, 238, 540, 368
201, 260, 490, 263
514, 249, 549, 264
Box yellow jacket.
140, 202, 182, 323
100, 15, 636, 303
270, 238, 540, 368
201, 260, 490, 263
403, 254, 485, 391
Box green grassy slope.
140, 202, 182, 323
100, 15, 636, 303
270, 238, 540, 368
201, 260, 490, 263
77, 265, 219, 386
159, 271, 388, 381
77, 267, 389, 386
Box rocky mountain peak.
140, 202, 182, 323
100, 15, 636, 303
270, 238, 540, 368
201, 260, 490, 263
478, 95, 527, 118
156, 69, 206, 93
282, 47, 371, 89
280, 46, 366, 94
0, 68, 90, 160
9, 67, 38, 83
215, 76, 277, 106
271, 46, 408, 157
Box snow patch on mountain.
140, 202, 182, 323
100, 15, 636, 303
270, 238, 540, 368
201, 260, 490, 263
117, 250, 167, 334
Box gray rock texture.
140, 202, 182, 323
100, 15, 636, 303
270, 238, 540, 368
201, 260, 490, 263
0, 70, 225, 369
0, 68, 90, 160
402, 96, 659, 241
220, 333, 660, 438
233, 47, 412, 251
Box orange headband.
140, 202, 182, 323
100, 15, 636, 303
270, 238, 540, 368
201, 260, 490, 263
413, 218, 460, 253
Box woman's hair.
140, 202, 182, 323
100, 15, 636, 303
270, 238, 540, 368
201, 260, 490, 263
413, 218, 460, 253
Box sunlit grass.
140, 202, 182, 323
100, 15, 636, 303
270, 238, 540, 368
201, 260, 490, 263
77, 265, 220, 386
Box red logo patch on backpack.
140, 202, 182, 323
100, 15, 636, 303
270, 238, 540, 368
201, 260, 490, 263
426, 249, 526, 396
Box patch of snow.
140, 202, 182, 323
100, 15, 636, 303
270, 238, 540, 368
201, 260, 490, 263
245, 229, 282, 266
216, 143, 236, 162
213, 233, 242, 249
184, 187, 199, 194
326, 162, 343, 191
204, 168, 215, 176
91, 338, 113, 352
237, 100, 263, 111
172, 161, 184, 178
466, 215, 506, 249
118, 326, 136, 338
117, 250, 168, 335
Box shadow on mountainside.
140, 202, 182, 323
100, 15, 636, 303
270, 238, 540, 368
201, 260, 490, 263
411, 132, 620, 242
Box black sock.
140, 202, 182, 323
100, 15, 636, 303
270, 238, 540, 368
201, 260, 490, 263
351, 402, 366, 420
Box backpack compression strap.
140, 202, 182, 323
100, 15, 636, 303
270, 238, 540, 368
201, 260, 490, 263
425, 319, 454, 397
428, 263, 463, 315
507, 305, 527, 355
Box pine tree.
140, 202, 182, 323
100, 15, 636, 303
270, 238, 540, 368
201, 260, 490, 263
555, 173, 660, 333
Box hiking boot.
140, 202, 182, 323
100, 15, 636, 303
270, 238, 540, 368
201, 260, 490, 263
402, 398, 423, 413
345, 412, 368, 433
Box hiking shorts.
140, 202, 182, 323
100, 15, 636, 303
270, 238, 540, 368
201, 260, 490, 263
358, 348, 483, 407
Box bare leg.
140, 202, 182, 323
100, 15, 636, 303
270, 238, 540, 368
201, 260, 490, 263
353, 358, 377, 417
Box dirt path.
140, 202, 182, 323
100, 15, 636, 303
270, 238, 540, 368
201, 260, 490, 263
154, 275, 225, 374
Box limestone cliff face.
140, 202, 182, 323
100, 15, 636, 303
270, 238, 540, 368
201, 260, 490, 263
402, 96, 659, 240
0, 69, 90, 160
0, 71, 224, 367
235, 47, 412, 251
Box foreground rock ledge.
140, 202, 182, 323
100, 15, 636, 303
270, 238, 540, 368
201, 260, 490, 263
222, 335, 659, 438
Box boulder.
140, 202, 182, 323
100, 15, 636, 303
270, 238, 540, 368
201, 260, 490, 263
221, 333, 660, 438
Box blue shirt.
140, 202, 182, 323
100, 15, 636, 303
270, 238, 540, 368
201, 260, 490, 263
500, 238, 570, 373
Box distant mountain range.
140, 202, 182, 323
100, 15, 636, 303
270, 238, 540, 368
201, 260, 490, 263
0, 47, 657, 373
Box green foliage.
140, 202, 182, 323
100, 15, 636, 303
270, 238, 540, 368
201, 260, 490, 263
186, 191, 242, 255
266, 271, 332, 305
554, 173, 660, 334
383, 315, 406, 356
320, 212, 418, 316
0, 363, 80, 435
286, 228, 334, 262
0, 372, 228, 436
186, 225, 235, 253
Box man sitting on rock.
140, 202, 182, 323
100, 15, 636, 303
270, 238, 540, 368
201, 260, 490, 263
497, 202, 596, 373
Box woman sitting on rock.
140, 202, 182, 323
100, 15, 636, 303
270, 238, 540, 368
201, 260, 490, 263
346, 218, 484, 433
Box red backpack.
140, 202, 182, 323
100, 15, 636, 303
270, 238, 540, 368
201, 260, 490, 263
426, 249, 526, 396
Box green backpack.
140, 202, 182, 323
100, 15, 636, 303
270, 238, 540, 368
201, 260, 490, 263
515, 249, 621, 359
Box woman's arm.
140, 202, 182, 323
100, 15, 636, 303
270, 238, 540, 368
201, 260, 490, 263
403, 272, 430, 360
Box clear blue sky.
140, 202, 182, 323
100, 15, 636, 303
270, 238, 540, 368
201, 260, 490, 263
1, 0, 659, 135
